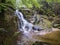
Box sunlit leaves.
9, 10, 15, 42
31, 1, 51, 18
5, 0, 40, 9
30, 0, 40, 8
22, 0, 40, 8
1, 0, 60, 9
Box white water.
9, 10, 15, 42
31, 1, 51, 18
15, 10, 33, 34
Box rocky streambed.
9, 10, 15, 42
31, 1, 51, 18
17, 28, 60, 45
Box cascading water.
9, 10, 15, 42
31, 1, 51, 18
15, 10, 33, 33
15, 0, 34, 44
15, 9, 34, 45
15, 0, 34, 33
15, 9, 44, 45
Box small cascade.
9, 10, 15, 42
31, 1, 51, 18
15, 10, 33, 34
15, 9, 37, 45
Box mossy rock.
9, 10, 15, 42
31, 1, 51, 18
53, 24, 60, 29
39, 30, 60, 45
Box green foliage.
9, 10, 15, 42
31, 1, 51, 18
0, 0, 60, 11
5, 0, 40, 9
30, 0, 40, 8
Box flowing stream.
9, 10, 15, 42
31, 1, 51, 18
15, 9, 45, 45
15, 9, 37, 45
15, 9, 53, 45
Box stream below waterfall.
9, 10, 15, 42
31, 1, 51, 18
15, 9, 52, 45
15, 9, 37, 45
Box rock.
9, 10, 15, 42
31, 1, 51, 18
32, 25, 44, 31
33, 41, 51, 45
0, 28, 7, 33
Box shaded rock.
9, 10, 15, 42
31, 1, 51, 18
0, 28, 7, 33
33, 41, 51, 45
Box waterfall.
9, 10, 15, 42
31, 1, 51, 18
15, 9, 44, 44
15, 0, 44, 45
15, 9, 34, 34
15, 0, 34, 34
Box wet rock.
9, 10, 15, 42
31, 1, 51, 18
32, 25, 44, 31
